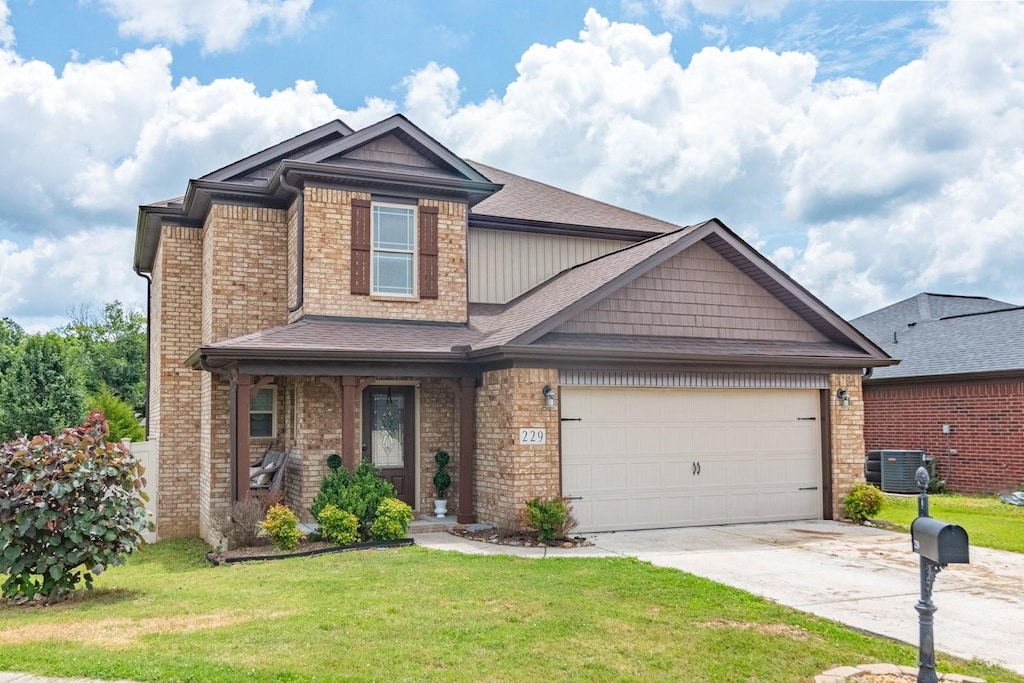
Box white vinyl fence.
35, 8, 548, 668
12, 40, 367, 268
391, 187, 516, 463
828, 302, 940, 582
125, 439, 158, 543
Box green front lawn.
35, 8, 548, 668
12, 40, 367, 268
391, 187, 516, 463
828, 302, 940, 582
875, 493, 1024, 553
0, 541, 1019, 683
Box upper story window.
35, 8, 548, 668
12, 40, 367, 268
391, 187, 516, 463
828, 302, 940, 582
371, 203, 416, 296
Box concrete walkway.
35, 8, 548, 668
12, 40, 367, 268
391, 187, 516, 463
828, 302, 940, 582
416, 520, 1024, 675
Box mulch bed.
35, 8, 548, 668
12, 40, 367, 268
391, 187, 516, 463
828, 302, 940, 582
207, 538, 413, 565
449, 525, 591, 548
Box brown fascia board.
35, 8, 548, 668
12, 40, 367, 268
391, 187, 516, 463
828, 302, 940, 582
200, 119, 355, 182
864, 368, 1024, 386
697, 223, 892, 362
468, 214, 657, 241
187, 346, 468, 370
467, 344, 887, 370
303, 114, 493, 185
133, 204, 195, 274
507, 222, 715, 346
273, 160, 503, 205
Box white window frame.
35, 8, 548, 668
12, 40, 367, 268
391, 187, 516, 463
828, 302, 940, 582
370, 201, 417, 297
249, 386, 277, 439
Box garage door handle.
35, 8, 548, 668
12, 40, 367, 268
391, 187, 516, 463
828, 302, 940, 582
561, 417, 582, 422
798, 486, 818, 491
692, 461, 701, 476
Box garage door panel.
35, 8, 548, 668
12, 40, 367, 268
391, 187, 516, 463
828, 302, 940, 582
562, 387, 822, 532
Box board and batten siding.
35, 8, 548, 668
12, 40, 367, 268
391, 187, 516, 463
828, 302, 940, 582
468, 228, 630, 304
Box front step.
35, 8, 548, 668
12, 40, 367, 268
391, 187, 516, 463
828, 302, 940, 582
409, 515, 458, 534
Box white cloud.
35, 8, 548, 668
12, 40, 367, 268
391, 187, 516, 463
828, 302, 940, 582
98, 0, 315, 54
0, 0, 13, 48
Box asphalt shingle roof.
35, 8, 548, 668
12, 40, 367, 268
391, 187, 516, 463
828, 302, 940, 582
861, 306, 1024, 380
852, 293, 1016, 343
469, 161, 681, 235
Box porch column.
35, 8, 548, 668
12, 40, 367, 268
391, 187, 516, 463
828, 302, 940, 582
342, 376, 358, 470
234, 373, 252, 502
458, 376, 476, 524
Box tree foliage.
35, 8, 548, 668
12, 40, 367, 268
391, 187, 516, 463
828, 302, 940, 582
88, 385, 145, 443
62, 302, 147, 415
0, 411, 151, 602
0, 333, 86, 441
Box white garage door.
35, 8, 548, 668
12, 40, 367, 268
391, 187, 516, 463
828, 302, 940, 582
561, 387, 822, 532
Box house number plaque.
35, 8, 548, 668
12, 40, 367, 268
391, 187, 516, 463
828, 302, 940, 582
519, 428, 547, 445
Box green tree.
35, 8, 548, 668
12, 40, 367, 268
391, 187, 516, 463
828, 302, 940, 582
0, 317, 24, 375
88, 385, 145, 443
0, 333, 86, 440
62, 301, 147, 415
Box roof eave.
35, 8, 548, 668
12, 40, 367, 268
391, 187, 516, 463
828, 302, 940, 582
865, 368, 1024, 385
468, 214, 658, 241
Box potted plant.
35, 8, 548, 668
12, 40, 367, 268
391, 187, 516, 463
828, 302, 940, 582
433, 450, 451, 518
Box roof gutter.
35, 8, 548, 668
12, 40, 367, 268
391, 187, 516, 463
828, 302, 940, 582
133, 268, 152, 438
279, 171, 304, 314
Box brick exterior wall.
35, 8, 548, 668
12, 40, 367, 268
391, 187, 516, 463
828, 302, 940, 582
864, 378, 1024, 494
296, 187, 468, 323
419, 379, 461, 515
286, 378, 342, 522
830, 373, 865, 518
150, 227, 204, 538
475, 368, 561, 528
197, 204, 289, 540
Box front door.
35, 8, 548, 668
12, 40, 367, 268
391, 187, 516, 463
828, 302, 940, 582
363, 385, 416, 508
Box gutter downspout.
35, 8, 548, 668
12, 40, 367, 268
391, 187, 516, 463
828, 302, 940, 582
279, 172, 304, 314
863, 367, 873, 381
134, 269, 153, 439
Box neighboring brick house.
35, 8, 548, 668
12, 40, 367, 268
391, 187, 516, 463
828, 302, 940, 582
134, 114, 892, 543
853, 293, 1024, 494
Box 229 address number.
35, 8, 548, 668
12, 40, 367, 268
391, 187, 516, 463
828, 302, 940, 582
519, 428, 547, 445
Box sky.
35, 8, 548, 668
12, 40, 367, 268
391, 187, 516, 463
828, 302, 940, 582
0, 0, 1022, 333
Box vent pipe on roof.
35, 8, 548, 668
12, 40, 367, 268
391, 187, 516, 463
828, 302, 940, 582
280, 171, 304, 314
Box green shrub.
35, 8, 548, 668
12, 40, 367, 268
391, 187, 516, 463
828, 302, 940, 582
88, 385, 144, 443
843, 482, 885, 523
316, 504, 360, 545
260, 504, 302, 551
433, 449, 451, 499
310, 460, 396, 539
370, 498, 413, 541
0, 411, 151, 602
522, 497, 579, 544
210, 494, 279, 550
326, 453, 342, 471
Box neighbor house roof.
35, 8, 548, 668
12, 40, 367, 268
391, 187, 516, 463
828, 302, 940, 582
852, 292, 1016, 343
853, 294, 1024, 382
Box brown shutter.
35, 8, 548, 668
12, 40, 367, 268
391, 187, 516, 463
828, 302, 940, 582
351, 198, 371, 295
419, 205, 439, 299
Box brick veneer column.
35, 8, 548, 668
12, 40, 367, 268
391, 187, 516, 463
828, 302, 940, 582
830, 373, 865, 518
458, 376, 476, 523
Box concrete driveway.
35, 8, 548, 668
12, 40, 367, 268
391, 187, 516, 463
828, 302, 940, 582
419, 520, 1024, 674
588, 521, 1024, 675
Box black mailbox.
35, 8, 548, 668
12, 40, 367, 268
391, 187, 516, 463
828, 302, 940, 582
911, 517, 969, 565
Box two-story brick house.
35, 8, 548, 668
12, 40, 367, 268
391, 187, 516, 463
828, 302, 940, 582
134, 114, 893, 543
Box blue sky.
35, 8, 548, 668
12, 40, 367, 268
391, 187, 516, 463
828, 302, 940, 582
1, 0, 1022, 331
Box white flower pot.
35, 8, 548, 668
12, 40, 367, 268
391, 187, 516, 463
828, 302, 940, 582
433, 499, 448, 518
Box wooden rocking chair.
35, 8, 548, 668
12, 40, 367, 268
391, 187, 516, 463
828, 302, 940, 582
249, 448, 290, 496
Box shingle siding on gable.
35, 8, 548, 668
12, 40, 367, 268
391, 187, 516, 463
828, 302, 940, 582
340, 133, 436, 168
553, 241, 829, 342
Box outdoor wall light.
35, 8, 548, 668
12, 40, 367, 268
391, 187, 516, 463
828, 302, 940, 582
542, 384, 556, 408
836, 388, 850, 408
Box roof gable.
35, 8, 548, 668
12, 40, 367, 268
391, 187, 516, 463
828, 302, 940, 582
552, 240, 829, 343
302, 114, 493, 185
201, 119, 355, 184
852, 292, 1017, 344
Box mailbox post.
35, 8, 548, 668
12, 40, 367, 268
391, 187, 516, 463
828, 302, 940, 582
911, 466, 970, 683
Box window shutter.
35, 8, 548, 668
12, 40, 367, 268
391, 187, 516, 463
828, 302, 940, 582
351, 198, 371, 295
419, 205, 439, 299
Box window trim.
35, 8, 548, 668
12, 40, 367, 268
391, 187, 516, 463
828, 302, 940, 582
370, 201, 418, 298
249, 386, 277, 439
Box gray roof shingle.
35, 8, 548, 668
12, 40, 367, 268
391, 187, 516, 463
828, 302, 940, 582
852, 292, 1016, 343
469, 161, 681, 235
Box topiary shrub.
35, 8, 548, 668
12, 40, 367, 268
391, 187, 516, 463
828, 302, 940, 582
522, 497, 579, 544
369, 498, 413, 541
0, 411, 152, 602
316, 503, 360, 546
433, 449, 451, 500
843, 482, 885, 524
326, 453, 343, 471
310, 460, 396, 540
259, 504, 302, 551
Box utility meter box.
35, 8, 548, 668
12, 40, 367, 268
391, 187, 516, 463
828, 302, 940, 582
911, 517, 970, 565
